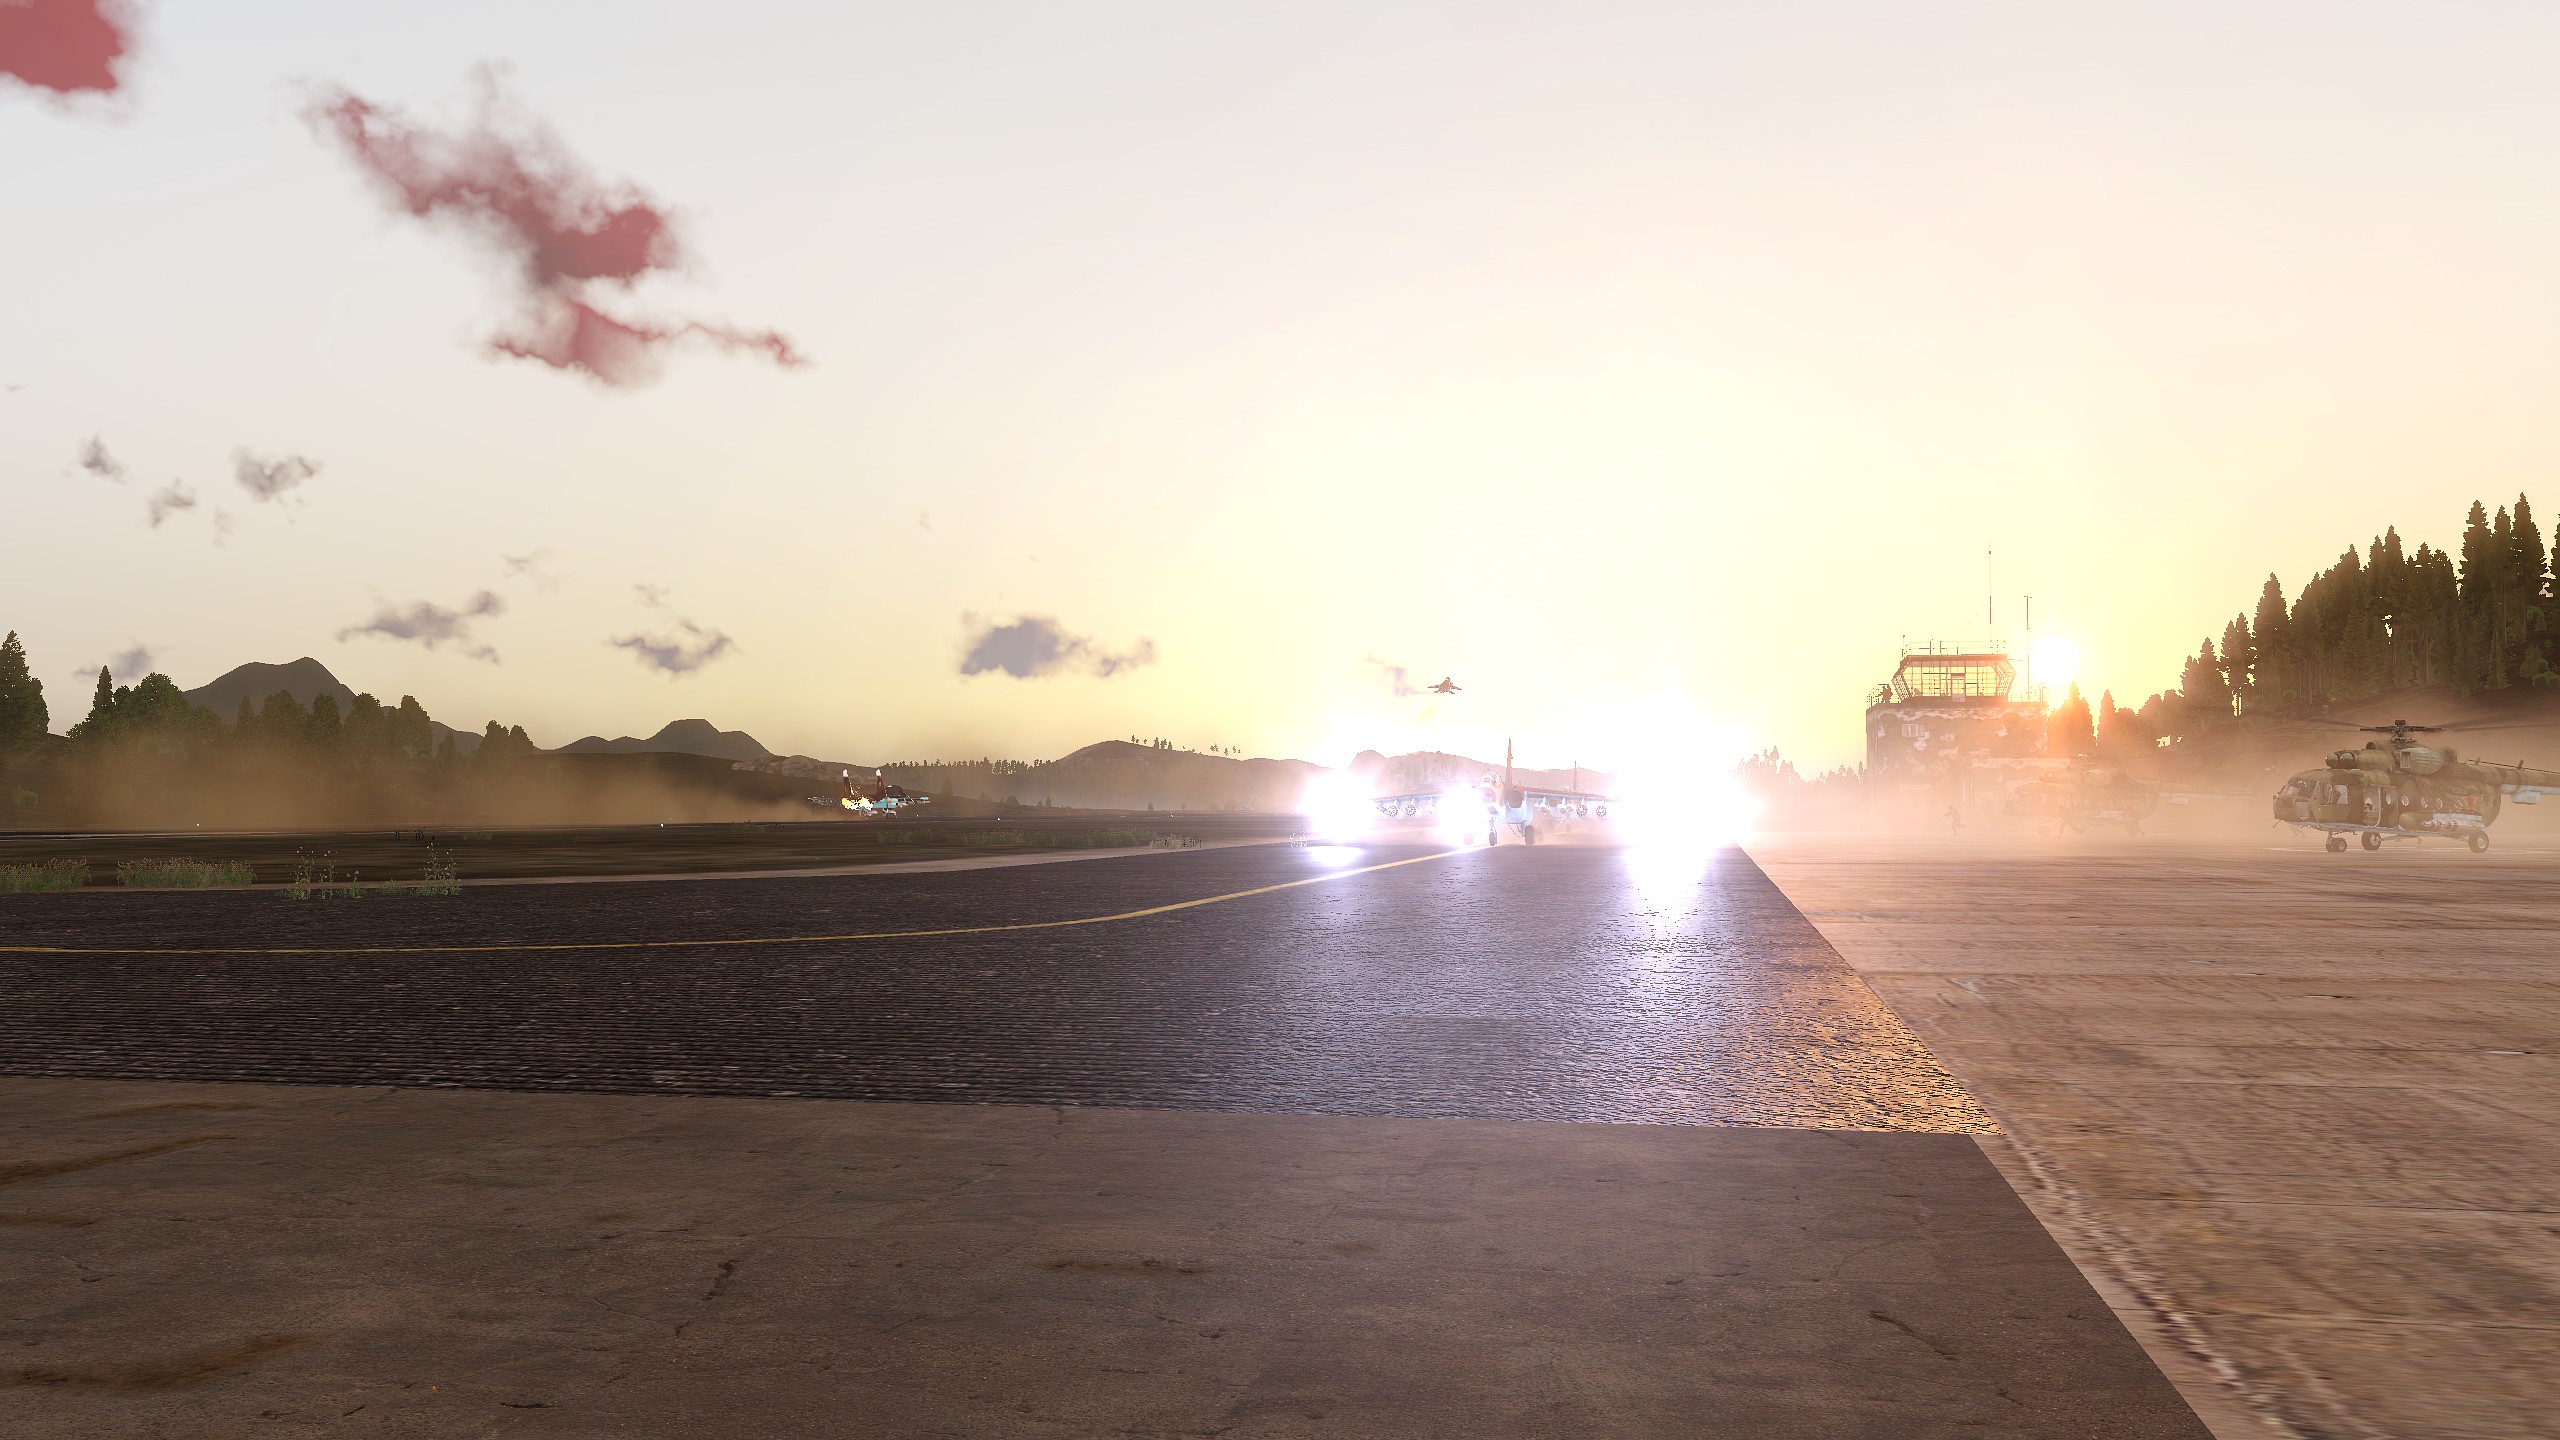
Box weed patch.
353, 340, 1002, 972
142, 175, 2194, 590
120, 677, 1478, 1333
286, 847, 459, 900
115, 859, 253, 889
0, 860, 87, 894
284, 851, 363, 901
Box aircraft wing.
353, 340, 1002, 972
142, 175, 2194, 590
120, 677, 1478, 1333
1518, 786, 1611, 804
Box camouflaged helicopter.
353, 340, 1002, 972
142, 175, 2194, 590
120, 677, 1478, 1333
2271, 718, 2560, 852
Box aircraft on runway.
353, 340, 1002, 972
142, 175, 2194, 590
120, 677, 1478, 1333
1428, 677, 1462, 694
1368, 741, 1610, 846
840, 768, 931, 815
2272, 718, 2560, 853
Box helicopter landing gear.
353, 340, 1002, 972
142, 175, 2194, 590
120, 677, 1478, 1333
2361, 832, 2384, 852
2468, 832, 2490, 854
2325, 835, 2348, 853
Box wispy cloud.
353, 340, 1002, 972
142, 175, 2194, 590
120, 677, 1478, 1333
611, 584, 735, 676
233, 449, 321, 504
611, 621, 736, 677
959, 614, 1156, 680
1365, 654, 1423, 697
146, 480, 198, 527
72, 436, 126, 483
73, 642, 160, 683
337, 590, 505, 663
500, 548, 561, 592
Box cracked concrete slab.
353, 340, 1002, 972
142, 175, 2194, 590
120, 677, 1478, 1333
0, 1080, 2207, 1439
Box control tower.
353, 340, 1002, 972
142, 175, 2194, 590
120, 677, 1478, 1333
1865, 642, 2058, 814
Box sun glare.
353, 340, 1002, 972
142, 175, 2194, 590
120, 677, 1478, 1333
2029, 635, 2081, 690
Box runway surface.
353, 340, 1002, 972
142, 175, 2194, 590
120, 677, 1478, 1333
0, 842, 2211, 1437
0, 842, 1989, 1131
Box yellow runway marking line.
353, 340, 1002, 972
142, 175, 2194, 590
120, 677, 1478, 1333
0, 849, 1464, 957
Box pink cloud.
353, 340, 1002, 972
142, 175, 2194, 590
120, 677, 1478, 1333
0, 0, 132, 97
305, 71, 804, 387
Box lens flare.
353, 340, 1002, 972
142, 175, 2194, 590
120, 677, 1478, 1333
1609, 762, 1762, 854
1433, 787, 1488, 846
1299, 771, 1377, 843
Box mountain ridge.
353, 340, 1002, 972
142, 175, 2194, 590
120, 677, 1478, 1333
170, 658, 1617, 803
557, 719, 772, 762
181, 657, 488, 753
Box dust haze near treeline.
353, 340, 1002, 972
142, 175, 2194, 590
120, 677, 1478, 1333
0, 640, 828, 830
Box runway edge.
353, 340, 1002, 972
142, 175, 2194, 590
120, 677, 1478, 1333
1740, 837, 2275, 1440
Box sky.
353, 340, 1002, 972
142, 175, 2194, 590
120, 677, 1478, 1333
9, 1, 2560, 772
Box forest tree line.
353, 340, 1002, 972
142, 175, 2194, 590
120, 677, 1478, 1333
0, 629, 542, 822
2082, 494, 2556, 753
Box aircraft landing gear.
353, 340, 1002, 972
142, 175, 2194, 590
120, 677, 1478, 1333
2361, 832, 2384, 852
2325, 835, 2348, 853
2469, 832, 2491, 854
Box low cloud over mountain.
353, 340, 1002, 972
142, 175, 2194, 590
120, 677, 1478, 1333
337, 590, 506, 663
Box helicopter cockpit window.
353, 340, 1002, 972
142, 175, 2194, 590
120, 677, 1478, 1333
2280, 778, 2313, 798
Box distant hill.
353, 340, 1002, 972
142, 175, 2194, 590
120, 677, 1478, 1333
903, 740, 1322, 811
181, 657, 485, 752
182, 658, 356, 720
166, 662, 1615, 809
556, 719, 772, 762
877, 741, 1623, 812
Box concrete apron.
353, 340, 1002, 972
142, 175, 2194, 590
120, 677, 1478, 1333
0, 1080, 2208, 1439
1745, 832, 2560, 1440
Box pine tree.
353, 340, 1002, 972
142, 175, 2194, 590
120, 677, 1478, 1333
2512, 494, 2549, 676
2458, 499, 2495, 690
393, 697, 433, 759
2220, 615, 2255, 714
345, 693, 385, 758
2178, 640, 2231, 734
2047, 683, 2094, 756
68, 667, 118, 740
0, 631, 47, 750
2370, 528, 2409, 687
2251, 576, 2289, 710
2490, 505, 2519, 684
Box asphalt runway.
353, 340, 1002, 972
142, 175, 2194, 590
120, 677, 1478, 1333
0, 843, 2212, 1437
0, 842, 1989, 1130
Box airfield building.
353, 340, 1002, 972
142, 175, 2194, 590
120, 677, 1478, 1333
1864, 644, 2059, 815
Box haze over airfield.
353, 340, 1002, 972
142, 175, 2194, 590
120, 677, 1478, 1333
9, 2, 2560, 770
